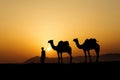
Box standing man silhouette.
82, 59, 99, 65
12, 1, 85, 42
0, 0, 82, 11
41, 47, 46, 64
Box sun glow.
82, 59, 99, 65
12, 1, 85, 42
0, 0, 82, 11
0, 0, 120, 63
47, 47, 52, 51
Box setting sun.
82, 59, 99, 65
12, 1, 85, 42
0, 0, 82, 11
0, 0, 120, 63
47, 47, 51, 51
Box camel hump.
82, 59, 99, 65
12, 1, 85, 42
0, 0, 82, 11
58, 41, 69, 46
64, 41, 69, 45
84, 38, 98, 44
89, 38, 97, 43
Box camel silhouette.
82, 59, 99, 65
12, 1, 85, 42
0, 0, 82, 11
48, 40, 72, 64
73, 38, 100, 63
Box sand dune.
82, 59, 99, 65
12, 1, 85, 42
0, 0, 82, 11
24, 53, 120, 64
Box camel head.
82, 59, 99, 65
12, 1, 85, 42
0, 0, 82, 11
48, 40, 57, 50
73, 38, 78, 42
48, 40, 53, 43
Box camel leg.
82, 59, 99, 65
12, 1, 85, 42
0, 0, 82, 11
69, 53, 72, 64
95, 50, 99, 62
95, 44, 100, 62
70, 55, 72, 64
61, 53, 62, 64
96, 52, 99, 62
57, 53, 60, 64
84, 50, 87, 63
88, 50, 92, 63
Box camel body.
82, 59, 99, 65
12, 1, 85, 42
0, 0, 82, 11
48, 40, 72, 63
73, 38, 100, 62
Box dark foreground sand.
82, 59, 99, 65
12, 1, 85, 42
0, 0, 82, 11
0, 61, 120, 78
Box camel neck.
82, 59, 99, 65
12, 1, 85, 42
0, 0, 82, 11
49, 42, 57, 50
75, 40, 82, 49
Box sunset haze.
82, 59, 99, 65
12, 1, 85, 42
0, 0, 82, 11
0, 0, 120, 63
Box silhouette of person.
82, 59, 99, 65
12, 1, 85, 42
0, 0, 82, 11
41, 47, 46, 64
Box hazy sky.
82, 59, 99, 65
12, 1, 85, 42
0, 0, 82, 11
0, 0, 120, 63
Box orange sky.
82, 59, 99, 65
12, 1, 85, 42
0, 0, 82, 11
0, 0, 120, 63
